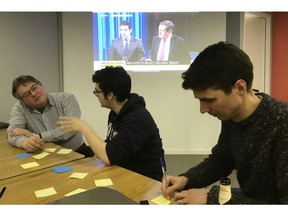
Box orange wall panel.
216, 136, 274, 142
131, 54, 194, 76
271, 12, 288, 102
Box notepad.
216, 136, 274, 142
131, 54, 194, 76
57, 149, 72, 154
33, 152, 50, 159
52, 165, 73, 173
151, 195, 171, 205
34, 187, 57, 198
94, 178, 113, 187
16, 153, 31, 158
20, 162, 39, 169
44, 148, 56, 153
68, 172, 88, 179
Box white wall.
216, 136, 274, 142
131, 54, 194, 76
0, 12, 60, 122
61, 12, 226, 154
243, 12, 271, 93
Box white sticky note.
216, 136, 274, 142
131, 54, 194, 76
65, 188, 87, 197
33, 152, 50, 159
20, 162, 40, 169
44, 148, 56, 153
57, 149, 72, 154
151, 195, 171, 205
34, 187, 57, 198
94, 178, 113, 187
68, 172, 88, 179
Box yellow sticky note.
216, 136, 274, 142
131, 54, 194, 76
94, 178, 113, 187
45, 148, 56, 153
33, 152, 50, 159
20, 162, 40, 169
151, 195, 171, 205
34, 187, 57, 198
68, 172, 88, 179
65, 188, 87, 197
57, 149, 72, 154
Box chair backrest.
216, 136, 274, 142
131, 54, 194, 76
0, 122, 8, 129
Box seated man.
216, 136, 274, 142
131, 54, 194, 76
7, 75, 94, 158
161, 41, 288, 204
58, 66, 166, 181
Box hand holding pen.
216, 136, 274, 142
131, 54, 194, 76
161, 174, 189, 200
160, 157, 169, 188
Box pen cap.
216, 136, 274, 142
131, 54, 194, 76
220, 177, 231, 186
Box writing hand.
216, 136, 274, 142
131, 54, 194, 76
161, 175, 188, 200
21, 136, 44, 153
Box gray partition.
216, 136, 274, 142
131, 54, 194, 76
0, 12, 60, 122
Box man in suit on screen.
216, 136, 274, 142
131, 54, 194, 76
107, 20, 145, 62
149, 20, 190, 64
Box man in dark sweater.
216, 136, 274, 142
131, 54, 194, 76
58, 66, 165, 181
161, 41, 288, 204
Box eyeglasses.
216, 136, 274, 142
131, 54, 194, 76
93, 89, 103, 97
20, 83, 39, 99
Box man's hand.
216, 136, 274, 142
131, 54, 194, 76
58, 116, 90, 134
21, 136, 44, 153
161, 175, 188, 200
9, 128, 33, 137
161, 175, 209, 204
171, 188, 209, 204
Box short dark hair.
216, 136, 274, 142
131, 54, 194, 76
12, 75, 42, 99
181, 41, 254, 94
92, 66, 131, 102
120, 20, 132, 30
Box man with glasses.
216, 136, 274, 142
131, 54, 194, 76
7, 75, 94, 157
58, 66, 166, 181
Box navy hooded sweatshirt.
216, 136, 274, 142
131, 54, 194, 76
105, 93, 165, 181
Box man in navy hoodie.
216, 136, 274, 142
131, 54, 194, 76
58, 66, 166, 181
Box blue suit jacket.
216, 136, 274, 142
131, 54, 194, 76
108, 37, 145, 61
150, 34, 191, 64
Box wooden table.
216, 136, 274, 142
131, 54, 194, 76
0, 128, 7, 142
0, 157, 162, 204
0, 132, 84, 181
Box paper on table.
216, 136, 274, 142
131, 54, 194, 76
52, 165, 72, 173
57, 149, 72, 154
16, 153, 31, 158
20, 162, 40, 169
44, 148, 56, 153
34, 187, 57, 198
151, 195, 171, 205
68, 172, 88, 179
33, 151, 50, 159
94, 178, 113, 187
65, 188, 87, 197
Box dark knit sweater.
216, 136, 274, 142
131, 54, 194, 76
180, 93, 288, 204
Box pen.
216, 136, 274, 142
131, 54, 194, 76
160, 157, 169, 188
0, 187, 6, 198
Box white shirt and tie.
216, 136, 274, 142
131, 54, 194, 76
157, 34, 171, 61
